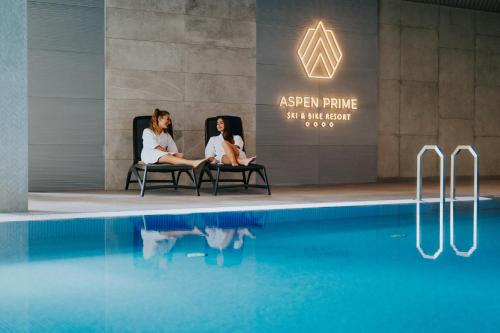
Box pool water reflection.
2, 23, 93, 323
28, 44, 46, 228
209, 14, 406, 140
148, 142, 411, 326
1, 201, 500, 332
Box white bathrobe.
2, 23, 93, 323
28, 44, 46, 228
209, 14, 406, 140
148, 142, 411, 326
204, 133, 246, 162
141, 128, 178, 164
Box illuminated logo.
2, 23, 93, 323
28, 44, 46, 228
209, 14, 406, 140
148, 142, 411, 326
297, 21, 342, 79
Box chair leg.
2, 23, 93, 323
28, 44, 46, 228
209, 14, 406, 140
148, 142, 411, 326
171, 171, 178, 190
198, 166, 214, 189
206, 167, 215, 185
197, 167, 205, 190
186, 170, 195, 183
125, 166, 133, 190
214, 168, 221, 196
132, 168, 143, 188
190, 168, 200, 196
263, 167, 271, 195
140, 167, 148, 197
242, 171, 248, 190
247, 170, 255, 186
256, 169, 271, 195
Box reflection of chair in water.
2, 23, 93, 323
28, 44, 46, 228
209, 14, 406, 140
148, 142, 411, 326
131, 214, 259, 268
138, 215, 206, 263
204, 227, 255, 267
141, 228, 206, 260
200, 211, 265, 229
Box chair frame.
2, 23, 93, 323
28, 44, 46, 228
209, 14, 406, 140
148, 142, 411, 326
198, 116, 271, 196
125, 116, 200, 196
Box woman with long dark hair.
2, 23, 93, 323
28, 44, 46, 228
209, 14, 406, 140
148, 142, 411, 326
204, 116, 255, 166
141, 109, 205, 167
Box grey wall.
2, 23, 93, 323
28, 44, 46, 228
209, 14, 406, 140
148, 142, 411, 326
378, 0, 500, 178
256, 0, 379, 185
0, 0, 28, 212
105, 0, 256, 190
28, 0, 105, 191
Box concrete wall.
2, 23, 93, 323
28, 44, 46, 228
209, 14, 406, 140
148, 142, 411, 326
378, 0, 500, 178
28, 0, 105, 191
0, 1, 28, 212
256, 0, 379, 185
105, 0, 256, 190
103, 0, 500, 189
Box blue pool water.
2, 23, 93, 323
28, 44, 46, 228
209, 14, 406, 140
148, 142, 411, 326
1, 201, 500, 332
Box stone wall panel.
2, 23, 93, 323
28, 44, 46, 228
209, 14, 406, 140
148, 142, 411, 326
105, 0, 256, 190
401, 27, 438, 82
400, 81, 438, 136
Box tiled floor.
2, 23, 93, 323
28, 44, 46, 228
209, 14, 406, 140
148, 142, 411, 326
0, 179, 498, 222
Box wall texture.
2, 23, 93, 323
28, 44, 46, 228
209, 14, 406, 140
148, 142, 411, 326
256, 0, 379, 185
28, 0, 105, 191
0, 0, 28, 212
378, 0, 500, 178
105, 0, 256, 190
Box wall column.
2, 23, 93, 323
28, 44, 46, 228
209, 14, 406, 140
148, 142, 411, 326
0, 0, 28, 212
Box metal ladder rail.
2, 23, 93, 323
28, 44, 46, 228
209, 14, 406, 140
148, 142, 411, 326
450, 145, 479, 257
416, 145, 445, 260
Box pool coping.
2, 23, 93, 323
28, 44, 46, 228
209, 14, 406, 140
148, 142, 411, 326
0, 196, 492, 223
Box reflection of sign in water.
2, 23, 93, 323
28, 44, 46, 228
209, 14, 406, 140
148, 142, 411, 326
298, 21, 342, 79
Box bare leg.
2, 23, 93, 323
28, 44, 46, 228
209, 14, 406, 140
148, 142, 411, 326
223, 155, 256, 166
221, 140, 239, 166
158, 154, 205, 168
160, 227, 206, 238
229, 144, 255, 166
237, 156, 256, 166
237, 228, 255, 239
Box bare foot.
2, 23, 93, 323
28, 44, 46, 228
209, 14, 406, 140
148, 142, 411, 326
193, 226, 208, 237
238, 228, 255, 239
239, 156, 256, 166
192, 159, 206, 168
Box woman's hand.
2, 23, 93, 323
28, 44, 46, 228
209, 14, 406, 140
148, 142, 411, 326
173, 152, 184, 158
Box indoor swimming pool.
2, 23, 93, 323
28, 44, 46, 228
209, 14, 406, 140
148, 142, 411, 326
0, 200, 499, 332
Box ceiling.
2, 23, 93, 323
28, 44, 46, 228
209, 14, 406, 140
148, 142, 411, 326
406, 0, 500, 12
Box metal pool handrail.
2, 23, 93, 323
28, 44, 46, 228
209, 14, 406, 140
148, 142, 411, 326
450, 145, 479, 257
416, 145, 445, 260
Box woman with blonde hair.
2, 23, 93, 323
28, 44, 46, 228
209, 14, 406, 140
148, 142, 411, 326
141, 109, 205, 168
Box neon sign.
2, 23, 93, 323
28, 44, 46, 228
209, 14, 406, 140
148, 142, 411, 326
277, 21, 358, 128
279, 95, 358, 127
297, 21, 342, 79
280, 96, 357, 109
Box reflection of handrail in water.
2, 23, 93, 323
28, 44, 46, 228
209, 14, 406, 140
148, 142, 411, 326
416, 145, 445, 260
450, 145, 479, 257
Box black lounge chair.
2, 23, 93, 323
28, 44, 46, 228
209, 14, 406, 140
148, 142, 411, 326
125, 116, 200, 196
198, 116, 271, 195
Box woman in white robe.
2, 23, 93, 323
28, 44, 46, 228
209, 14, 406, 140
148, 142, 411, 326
141, 109, 205, 168
204, 117, 255, 166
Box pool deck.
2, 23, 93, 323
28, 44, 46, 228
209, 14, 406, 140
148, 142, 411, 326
1, 179, 499, 222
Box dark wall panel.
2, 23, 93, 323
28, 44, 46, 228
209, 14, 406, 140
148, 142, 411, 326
256, 0, 378, 185
28, 1, 104, 191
